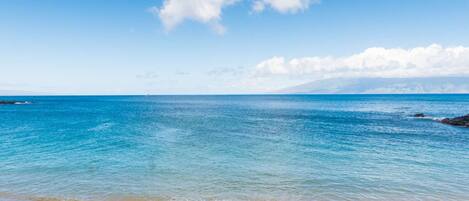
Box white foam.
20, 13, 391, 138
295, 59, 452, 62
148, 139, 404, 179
13, 101, 31, 105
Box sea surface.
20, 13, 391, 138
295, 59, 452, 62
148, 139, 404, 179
0, 95, 469, 201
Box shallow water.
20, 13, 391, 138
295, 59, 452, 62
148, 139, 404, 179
1, 95, 469, 200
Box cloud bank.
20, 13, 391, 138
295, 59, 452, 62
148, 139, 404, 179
252, 0, 320, 13
254, 44, 469, 79
151, 0, 319, 33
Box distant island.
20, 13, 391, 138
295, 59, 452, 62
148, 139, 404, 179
279, 77, 469, 94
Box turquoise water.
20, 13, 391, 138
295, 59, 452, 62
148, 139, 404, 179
1, 95, 469, 201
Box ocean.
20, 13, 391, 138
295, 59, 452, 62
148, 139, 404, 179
1, 95, 468, 201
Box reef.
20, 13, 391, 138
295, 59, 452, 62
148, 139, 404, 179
440, 114, 469, 127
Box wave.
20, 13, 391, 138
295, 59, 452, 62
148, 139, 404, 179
410, 116, 447, 121
14, 101, 31, 105
413, 116, 446, 121
87, 122, 115, 132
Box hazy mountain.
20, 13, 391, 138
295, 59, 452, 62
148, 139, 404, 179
0, 90, 48, 96
278, 77, 469, 94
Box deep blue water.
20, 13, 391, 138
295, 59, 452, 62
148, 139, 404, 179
1, 95, 469, 201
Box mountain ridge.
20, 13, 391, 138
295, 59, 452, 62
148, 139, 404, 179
278, 77, 469, 94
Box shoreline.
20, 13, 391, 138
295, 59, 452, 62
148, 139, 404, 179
2, 192, 469, 201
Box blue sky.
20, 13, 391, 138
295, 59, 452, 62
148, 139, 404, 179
1, 0, 469, 94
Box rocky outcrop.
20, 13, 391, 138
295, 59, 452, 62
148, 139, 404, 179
0, 100, 29, 105
0, 101, 17, 104
413, 113, 425, 117
413, 113, 468, 128
440, 114, 469, 127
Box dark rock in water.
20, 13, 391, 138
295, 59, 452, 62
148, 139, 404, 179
440, 114, 469, 127
413, 113, 425, 117
0, 101, 17, 104
0, 100, 29, 105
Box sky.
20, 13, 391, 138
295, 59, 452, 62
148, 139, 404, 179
1, 0, 469, 95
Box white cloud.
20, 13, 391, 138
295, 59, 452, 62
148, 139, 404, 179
149, 0, 238, 34
254, 44, 469, 79
150, 0, 319, 33
252, 0, 320, 13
